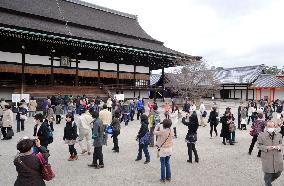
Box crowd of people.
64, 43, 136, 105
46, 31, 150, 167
0, 95, 284, 185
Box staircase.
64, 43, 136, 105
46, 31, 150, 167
14, 85, 107, 98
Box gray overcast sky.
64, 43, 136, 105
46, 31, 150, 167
84, 0, 284, 68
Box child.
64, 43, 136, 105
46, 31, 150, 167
63, 113, 78, 161
54, 104, 63, 124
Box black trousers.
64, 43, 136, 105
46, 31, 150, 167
68, 145, 77, 155
49, 122, 54, 131
93, 146, 104, 166
137, 109, 143, 120
56, 115, 61, 124
173, 127, 177, 137
249, 135, 261, 156
187, 143, 199, 162
210, 123, 218, 137
16, 120, 25, 132
107, 107, 112, 112
112, 133, 119, 151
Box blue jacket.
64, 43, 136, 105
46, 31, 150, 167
136, 100, 144, 110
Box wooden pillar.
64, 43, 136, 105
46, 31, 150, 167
97, 61, 101, 84
259, 88, 262, 100
256, 88, 258, 101
241, 89, 243, 99
50, 54, 54, 86
246, 85, 249, 101
233, 85, 236, 99
162, 66, 165, 102
252, 88, 255, 100
75, 56, 79, 86
116, 63, 119, 86
21, 46, 25, 95
134, 64, 136, 86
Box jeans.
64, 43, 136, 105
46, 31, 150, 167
187, 143, 199, 162
249, 135, 261, 156
264, 172, 282, 186
160, 156, 171, 180
93, 146, 104, 166
68, 145, 77, 156
231, 131, 236, 142
210, 123, 218, 137
137, 144, 150, 161
16, 119, 24, 132
123, 113, 130, 126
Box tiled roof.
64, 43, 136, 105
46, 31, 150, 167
214, 65, 265, 84
252, 75, 284, 88
150, 74, 162, 85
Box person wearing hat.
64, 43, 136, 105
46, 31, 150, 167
14, 137, 49, 186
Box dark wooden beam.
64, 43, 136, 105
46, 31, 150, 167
162, 66, 165, 102
116, 62, 119, 85
50, 53, 54, 86
75, 56, 79, 86
246, 85, 249, 101
97, 61, 101, 84
21, 46, 25, 95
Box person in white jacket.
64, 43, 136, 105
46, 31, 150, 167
170, 106, 179, 138
199, 102, 207, 127
77, 109, 94, 155
1, 105, 13, 140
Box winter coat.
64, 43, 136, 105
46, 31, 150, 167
136, 100, 144, 111
77, 112, 93, 131
14, 146, 49, 186
99, 109, 112, 125
276, 105, 283, 113
63, 121, 78, 140
257, 131, 283, 173
28, 100, 37, 112
182, 116, 199, 135
15, 107, 28, 121
183, 103, 190, 113
33, 122, 49, 147
2, 109, 13, 128
54, 105, 63, 115
111, 117, 121, 134
154, 125, 174, 157
220, 115, 231, 138
250, 119, 266, 136
208, 110, 218, 125
92, 118, 104, 147
137, 120, 149, 140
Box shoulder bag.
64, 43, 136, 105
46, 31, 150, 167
156, 129, 171, 158
36, 153, 55, 181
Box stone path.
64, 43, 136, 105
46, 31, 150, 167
0, 105, 283, 186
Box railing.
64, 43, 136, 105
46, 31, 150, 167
102, 84, 149, 90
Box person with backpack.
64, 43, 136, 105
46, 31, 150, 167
248, 113, 266, 157
63, 113, 78, 161
182, 111, 199, 163
154, 119, 174, 183
88, 111, 104, 169
148, 105, 160, 147
33, 113, 51, 149
135, 114, 150, 164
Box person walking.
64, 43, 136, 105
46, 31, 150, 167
15, 102, 28, 133
257, 121, 283, 186
1, 105, 13, 140
248, 113, 265, 157
54, 104, 63, 124
240, 105, 248, 130
182, 111, 199, 163
154, 119, 174, 183
111, 111, 121, 153
136, 98, 144, 120
208, 107, 218, 138
164, 102, 171, 119
199, 102, 207, 127
28, 97, 37, 117
88, 111, 104, 169
121, 101, 130, 126
135, 114, 150, 164
77, 109, 93, 155
107, 98, 112, 112
63, 113, 78, 161
46, 106, 55, 131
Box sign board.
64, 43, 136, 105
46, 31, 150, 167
12, 94, 30, 103
113, 94, 124, 101
60, 56, 70, 67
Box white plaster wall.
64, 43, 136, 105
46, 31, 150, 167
79, 60, 98, 69
53, 61, 61, 67
119, 64, 134, 72
274, 90, 284, 100
136, 66, 149, 74
0, 51, 21, 63
26, 54, 50, 65
101, 62, 117, 71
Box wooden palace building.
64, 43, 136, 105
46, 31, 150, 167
0, 0, 198, 99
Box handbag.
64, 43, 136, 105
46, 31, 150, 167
6, 128, 14, 138
20, 114, 27, 121
157, 130, 171, 158
36, 153, 55, 181
186, 133, 197, 143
